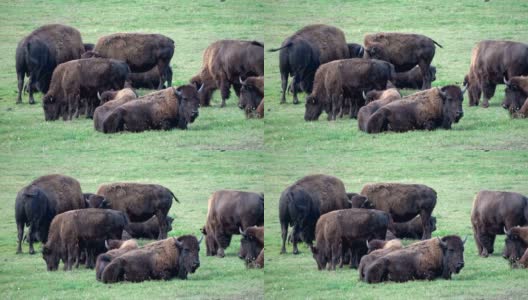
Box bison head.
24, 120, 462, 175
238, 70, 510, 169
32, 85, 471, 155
83, 193, 110, 209
166, 216, 174, 233
503, 227, 527, 267
347, 193, 371, 209
238, 227, 264, 266
80, 50, 103, 59
364, 44, 388, 61
174, 85, 200, 129
42, 94, 61, 121
175, 235, 202, 279
310, 244, 329, 270
42, 245, 60, 271
347, 43, 364, 59
304, 95, 323, 121
438, 235, 466, 279
503, 76, 528, 116
238, 77, 264, 118
439, 85, 465, 129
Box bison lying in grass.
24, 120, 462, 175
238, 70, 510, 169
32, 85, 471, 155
358, 88, 401, 132
93, 88, 138, 132
95, 239, 138, 281
358, 239, 403, 280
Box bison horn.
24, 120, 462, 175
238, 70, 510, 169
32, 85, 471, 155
105, 240, 109, 250
504, 76, 511, 86
198, 235, 204, 245
366, 240, 370, 248
461, 85, 468, 95
173, 237, 183, 248
198, 83, 204, 93
97, 91, 102, 101
239, 76, 247, 86
239, 227, 246, 237
174, 88, 183, 98
462, 235, 468, 245
504, 227, 511, 236
362, 91, 367, 100
437, 237, 447, 248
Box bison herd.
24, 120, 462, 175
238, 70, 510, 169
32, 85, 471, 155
16, 23, 264, 132
269, 24, 528, 131
278, 174, 528, 283
15, 174, 264, 283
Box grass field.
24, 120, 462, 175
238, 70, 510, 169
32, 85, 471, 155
262, 0, 528, 299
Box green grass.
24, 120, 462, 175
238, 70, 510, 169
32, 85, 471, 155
262, 0, 528, 299
0, 0, 263, 299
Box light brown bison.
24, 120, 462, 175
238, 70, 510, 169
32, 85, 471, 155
95, 239, 138, 281
503, 226, 528, 268
101, 85, 200, 133
15, 174, 85, 254
503, 75, 528, 118
357, 88, 401, 132
128, 66, 173, 90
238, 76, 264, 118
279, 174, 350, 254
366, 86, 465, 133
464, 40, 528, 107
471, 190, 528, 257
269, 24, 350, 104
358, 239, 403, 280
366, 239, 403, 254
42, 209, 128, 271
355, 183, 437, 239
101, 235, 201, 283
363, 32, 442, 90
84, 33, 174, 89
239, 226, 264, 268
16, 24, 85, 104
393, 65, 437, 90
201, 190, 264, 257
311, 208, 390, 270
93, 88, 138, 132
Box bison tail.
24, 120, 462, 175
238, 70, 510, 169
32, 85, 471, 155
101, 259, 124, 284
168, 189, 180, 203
366, 109, 389, 134
268, 42, 293, 52
432, 40, 443, 49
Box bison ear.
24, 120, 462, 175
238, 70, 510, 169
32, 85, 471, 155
462, 236, 468, 245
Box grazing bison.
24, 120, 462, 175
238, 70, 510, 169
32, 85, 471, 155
304, 58, 395, 121
358, 88, 401, 132
356, 183, 437, 240
95, 239, 138, 281
465, 40, 528, 107
101, 235, 201, 283
471, 190, 528, 257
193, 40, 263, 107
16, 24, 84, 104
363, 32, 442, 90
101, 85, 200, 133
364, 236, 466, 283
366, 86, 465, 133
123, 216, 174, 239
279, 174, 350, 254
391, 215, 437, 240
42, 209, 128, 271
239, 226, 264, 268
269, 24, 350, 104
93, 88, 138, 132
128, 66, 173, 90
503, 226, 528, 268
503, 75, 528, 118
392, 65, 437, 89
201, 190, 264, 257
310, 208, 390, 270
42, 58, 129, 121
84, 33, 174, 89
238, 76, 264, 118
96, 183, 179, 239
15, 174, 85, 254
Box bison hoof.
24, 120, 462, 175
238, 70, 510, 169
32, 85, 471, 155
29, 249, 35, 255
293, 99, 299, 105
16, 250, 22, 254
280, 249, 286, 254
293, 249, 299, 255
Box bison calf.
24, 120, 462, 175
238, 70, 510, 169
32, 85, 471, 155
391, 215, 437, 240
392, 65, 437, 90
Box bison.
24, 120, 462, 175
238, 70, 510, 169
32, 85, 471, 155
15, 174, 85, 254
310, 208, 390, 270
269, 24, 350, 104
96, 183, 179, 239
363, 32, 442, 90
358, 239, 403, 280
201, 190, 264, 257
503, 75, 528, 118
101, 85, 200, 133
123, 215, 174, 240
355, 183, 437, 240
357, 88, 401, 132
366, 239, 403, 254
16, 24, 84, 104
279, 174, 350, 254
503, 226, 528, 268
101, 235, 201, 283
42, 209, 128, 271
128, 66, 173, 90
464, 40, 528, 107
391, 215, 437, 240
366, 85, 465, 133
238, 76, 264, 118
95, 239, 138, 281
239, 226, 264, 268
392, 65, 437, 90
83, 193, 110, 209
93, 88, 138, 132
471, 190, 528, 257
304, 58, 395, 121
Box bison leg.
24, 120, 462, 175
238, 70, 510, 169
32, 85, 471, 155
472, 224, 484, 256
280, 73, 288, 104
481, 82, 496, 108
292, 76, 300, 105
27, 223, 36, 255
280, 222, 288, 254
157, 61, 170, 90
233, 82, 241, 98
28, 74, 36, 104
156, 212, 168, 240
219, 78, 231, 108
420, 211, 433, 240
16, 222, 24, 254
419, 62, 432, 90
16, 72, 25, 104
478, 233, 495, 257
330, 242, 340, 270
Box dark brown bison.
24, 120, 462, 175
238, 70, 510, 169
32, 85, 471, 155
304, 58, 395, 121
358, 88, 401, 132
358, 239, 403, 280
503, 75, 528, 118
83, 193, 110, 209
355, 183, 437, 239
192, 40, 263, 107
42, 58, 129, 121
503, 226, 528, 268
101, 85, 200, 133
279, 174, 350, 254
201, 190, 264, 257
15, 174, 85, 254
391, 215, 437, 240
392, 65, 437, 89
42, 209, 128, 271
269, 24, 350, 104
364, 236, 466, 283
366, 86, 465, 133
96, 183, 179, 239
464, 40, 528, 107
83, 43, 95, 52
16, 24, 84, 104
123, 216, 174, 239
128, 66, 173, 90
239, 226, 264, 268
363, 32, 442, 90
238, 76, 264, 118
311, 208, 390, 270
347, 43, 365, 59
93, 88, 138, 132
471, 190, 528, 257
95, 239, 138, 281
101, 235, 201, 283
84, 33, 174, 89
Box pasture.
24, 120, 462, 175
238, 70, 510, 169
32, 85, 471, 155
262, 0, 528, 299
0, 0, 263, 299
